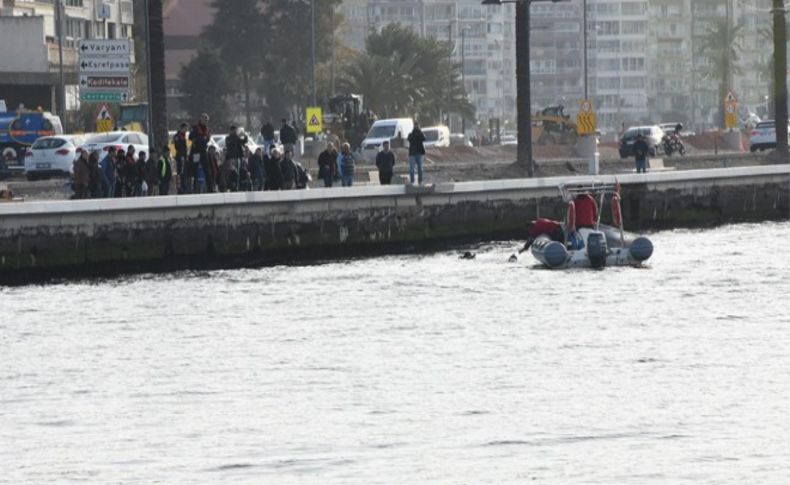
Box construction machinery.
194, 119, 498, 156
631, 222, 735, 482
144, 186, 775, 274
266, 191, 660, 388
532, 105, 578, 145
322, 94, 369, 149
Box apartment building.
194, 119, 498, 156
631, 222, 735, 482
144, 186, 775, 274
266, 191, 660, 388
0, 0, 134, 113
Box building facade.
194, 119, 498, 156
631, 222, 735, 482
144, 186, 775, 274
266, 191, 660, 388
0, 0, 134, 114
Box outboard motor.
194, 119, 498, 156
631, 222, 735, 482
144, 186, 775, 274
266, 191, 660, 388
586, 232, 608, 269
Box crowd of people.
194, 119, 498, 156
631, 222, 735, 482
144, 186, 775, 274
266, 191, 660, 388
71, 114, 431, 199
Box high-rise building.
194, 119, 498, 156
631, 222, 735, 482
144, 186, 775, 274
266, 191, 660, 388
647, 0, 692, 125
0, 0, 135, 114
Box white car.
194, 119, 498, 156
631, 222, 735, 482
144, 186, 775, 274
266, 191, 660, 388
79, 131, 149, 158
501, 134, 518, 146
212, 132, 260, 155
750, 120, 790, 152
422, 125, 451, 148
24, 135, 85, 180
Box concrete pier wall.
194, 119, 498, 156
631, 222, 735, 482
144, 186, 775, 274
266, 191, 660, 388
0, 165, 788, 283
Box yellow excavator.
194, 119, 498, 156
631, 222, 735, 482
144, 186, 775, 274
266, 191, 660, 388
532, 105, 578, 145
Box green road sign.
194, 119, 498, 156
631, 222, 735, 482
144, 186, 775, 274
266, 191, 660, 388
80, 92, 129, 102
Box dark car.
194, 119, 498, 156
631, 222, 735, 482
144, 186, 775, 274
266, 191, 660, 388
619, 125, 663, 159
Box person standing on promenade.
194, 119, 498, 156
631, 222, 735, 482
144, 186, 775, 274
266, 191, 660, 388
88, 151, 102, 199
158, 146, 173, 196
145, 149, 159, 196
100, 146, 117, 198
260, 118, 276, 154
375, 140, 396, 185
189, 113, 211, 193
633, 133, 649, 174
317, 142, 338, 188
280, 149, 298, 190
279, 118, 297, 154
173, 123, 189, 194
337, 142, 356, 187
72, 150, 90, 199
250, 147, 265, 191
136, 151, 149, 196
407, 122, 426, 185
225, 125, 246, 190
264, 148, 283, 190
124, 146, 138, 197
114, 149, 125, 197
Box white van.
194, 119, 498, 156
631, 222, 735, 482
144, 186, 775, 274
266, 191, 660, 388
422, 125, 450, 148
361, 118, 414, 159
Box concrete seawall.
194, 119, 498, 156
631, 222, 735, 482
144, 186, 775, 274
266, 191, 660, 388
1, 165, 788, 283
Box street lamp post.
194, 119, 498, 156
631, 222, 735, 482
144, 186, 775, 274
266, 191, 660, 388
311, 0, 317, 107
55, 0, 66, 131
482, 0, 567, 178
461, 26, 469, 134
772, 0, 788, 157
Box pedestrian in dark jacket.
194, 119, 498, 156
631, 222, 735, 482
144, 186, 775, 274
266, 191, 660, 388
136, 151, 148, 196
206, 145, 219, 192
280, 149, 298, 190
158, 148, 173, 196
73, 151, 90, 199
174, 122, 189, 193
633, 134, 649, 173
317, 142, 338, 187
88, 151, 102, 199
114, 149, 125, 197
189, 113, 210, 193
260, 119, 276, 153
250, 147, 265, 191
264, 148, 283, 190
224, 126, 247, 190
100, 147, 116, 197
375, 140, 396, 185
280, 118, 297, 152
407, 123, 426, 185
145, 150, 159, 195
124, 147, 137, 197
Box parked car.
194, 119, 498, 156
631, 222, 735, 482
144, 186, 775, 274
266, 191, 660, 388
449, 133, 473, 147
422, 125, 451, 148
24, 135, 85, 180
500, 134, 518, 146
749, 120, 790, 152
361, 118, 414, 160
78, 131, 149, 158
619, 125, 664, 158
212, 130, 259, 155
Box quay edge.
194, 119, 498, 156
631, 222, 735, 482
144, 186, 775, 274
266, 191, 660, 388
0, 165, 788, 284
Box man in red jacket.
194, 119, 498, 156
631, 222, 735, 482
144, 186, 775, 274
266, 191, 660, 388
521, 218, 565, 252
574, 193, 598, 229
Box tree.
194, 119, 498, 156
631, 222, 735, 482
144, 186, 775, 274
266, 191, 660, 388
697, 17, 743, 128
179, 50, 232, 126
203, 0, 267, 130
758, 26, 775, 119
262, 0, 343, 120
340, 25, 474, 124
772, 0, 788, 156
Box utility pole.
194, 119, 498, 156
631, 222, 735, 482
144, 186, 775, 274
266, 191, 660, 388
461, 27, 467, 134
515, 0, 534, 176
582, 0, 587, 100
311, 0, 317, 107
55, 0, 66, 131
773, 0, 788, 157
331, 4, 336, 97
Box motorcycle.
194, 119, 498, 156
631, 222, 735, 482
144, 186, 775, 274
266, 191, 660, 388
662, 133, 686, 156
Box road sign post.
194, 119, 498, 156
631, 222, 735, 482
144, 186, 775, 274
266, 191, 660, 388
576, 99, 597, 136
724, 91, 739, 130
78, 39, 132, 104
306, 107, 323, 134
96, 103, 113, 132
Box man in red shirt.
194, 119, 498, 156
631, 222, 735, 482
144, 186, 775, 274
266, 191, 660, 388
521, 218, 565, 252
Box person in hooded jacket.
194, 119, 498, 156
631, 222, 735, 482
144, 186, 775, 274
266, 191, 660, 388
100, 147, 116, 198
189, 113, 211, 192
135, 151, 148, 196
72, 151, 90, 199
88, 151, 102, 199
280, 149, 298, 190
264, 148, 283, 190
114, 149, 126, 197
250, 147, 265, 191
146, 149, 159, 196
124, 146, 138, 197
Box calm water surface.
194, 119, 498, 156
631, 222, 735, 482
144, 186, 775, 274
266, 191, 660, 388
2, 222, 789, 484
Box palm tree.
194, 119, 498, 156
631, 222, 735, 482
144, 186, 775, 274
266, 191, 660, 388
697, 17, 743, 128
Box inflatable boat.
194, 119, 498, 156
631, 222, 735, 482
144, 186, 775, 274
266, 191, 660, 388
528, 182, 654, 269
